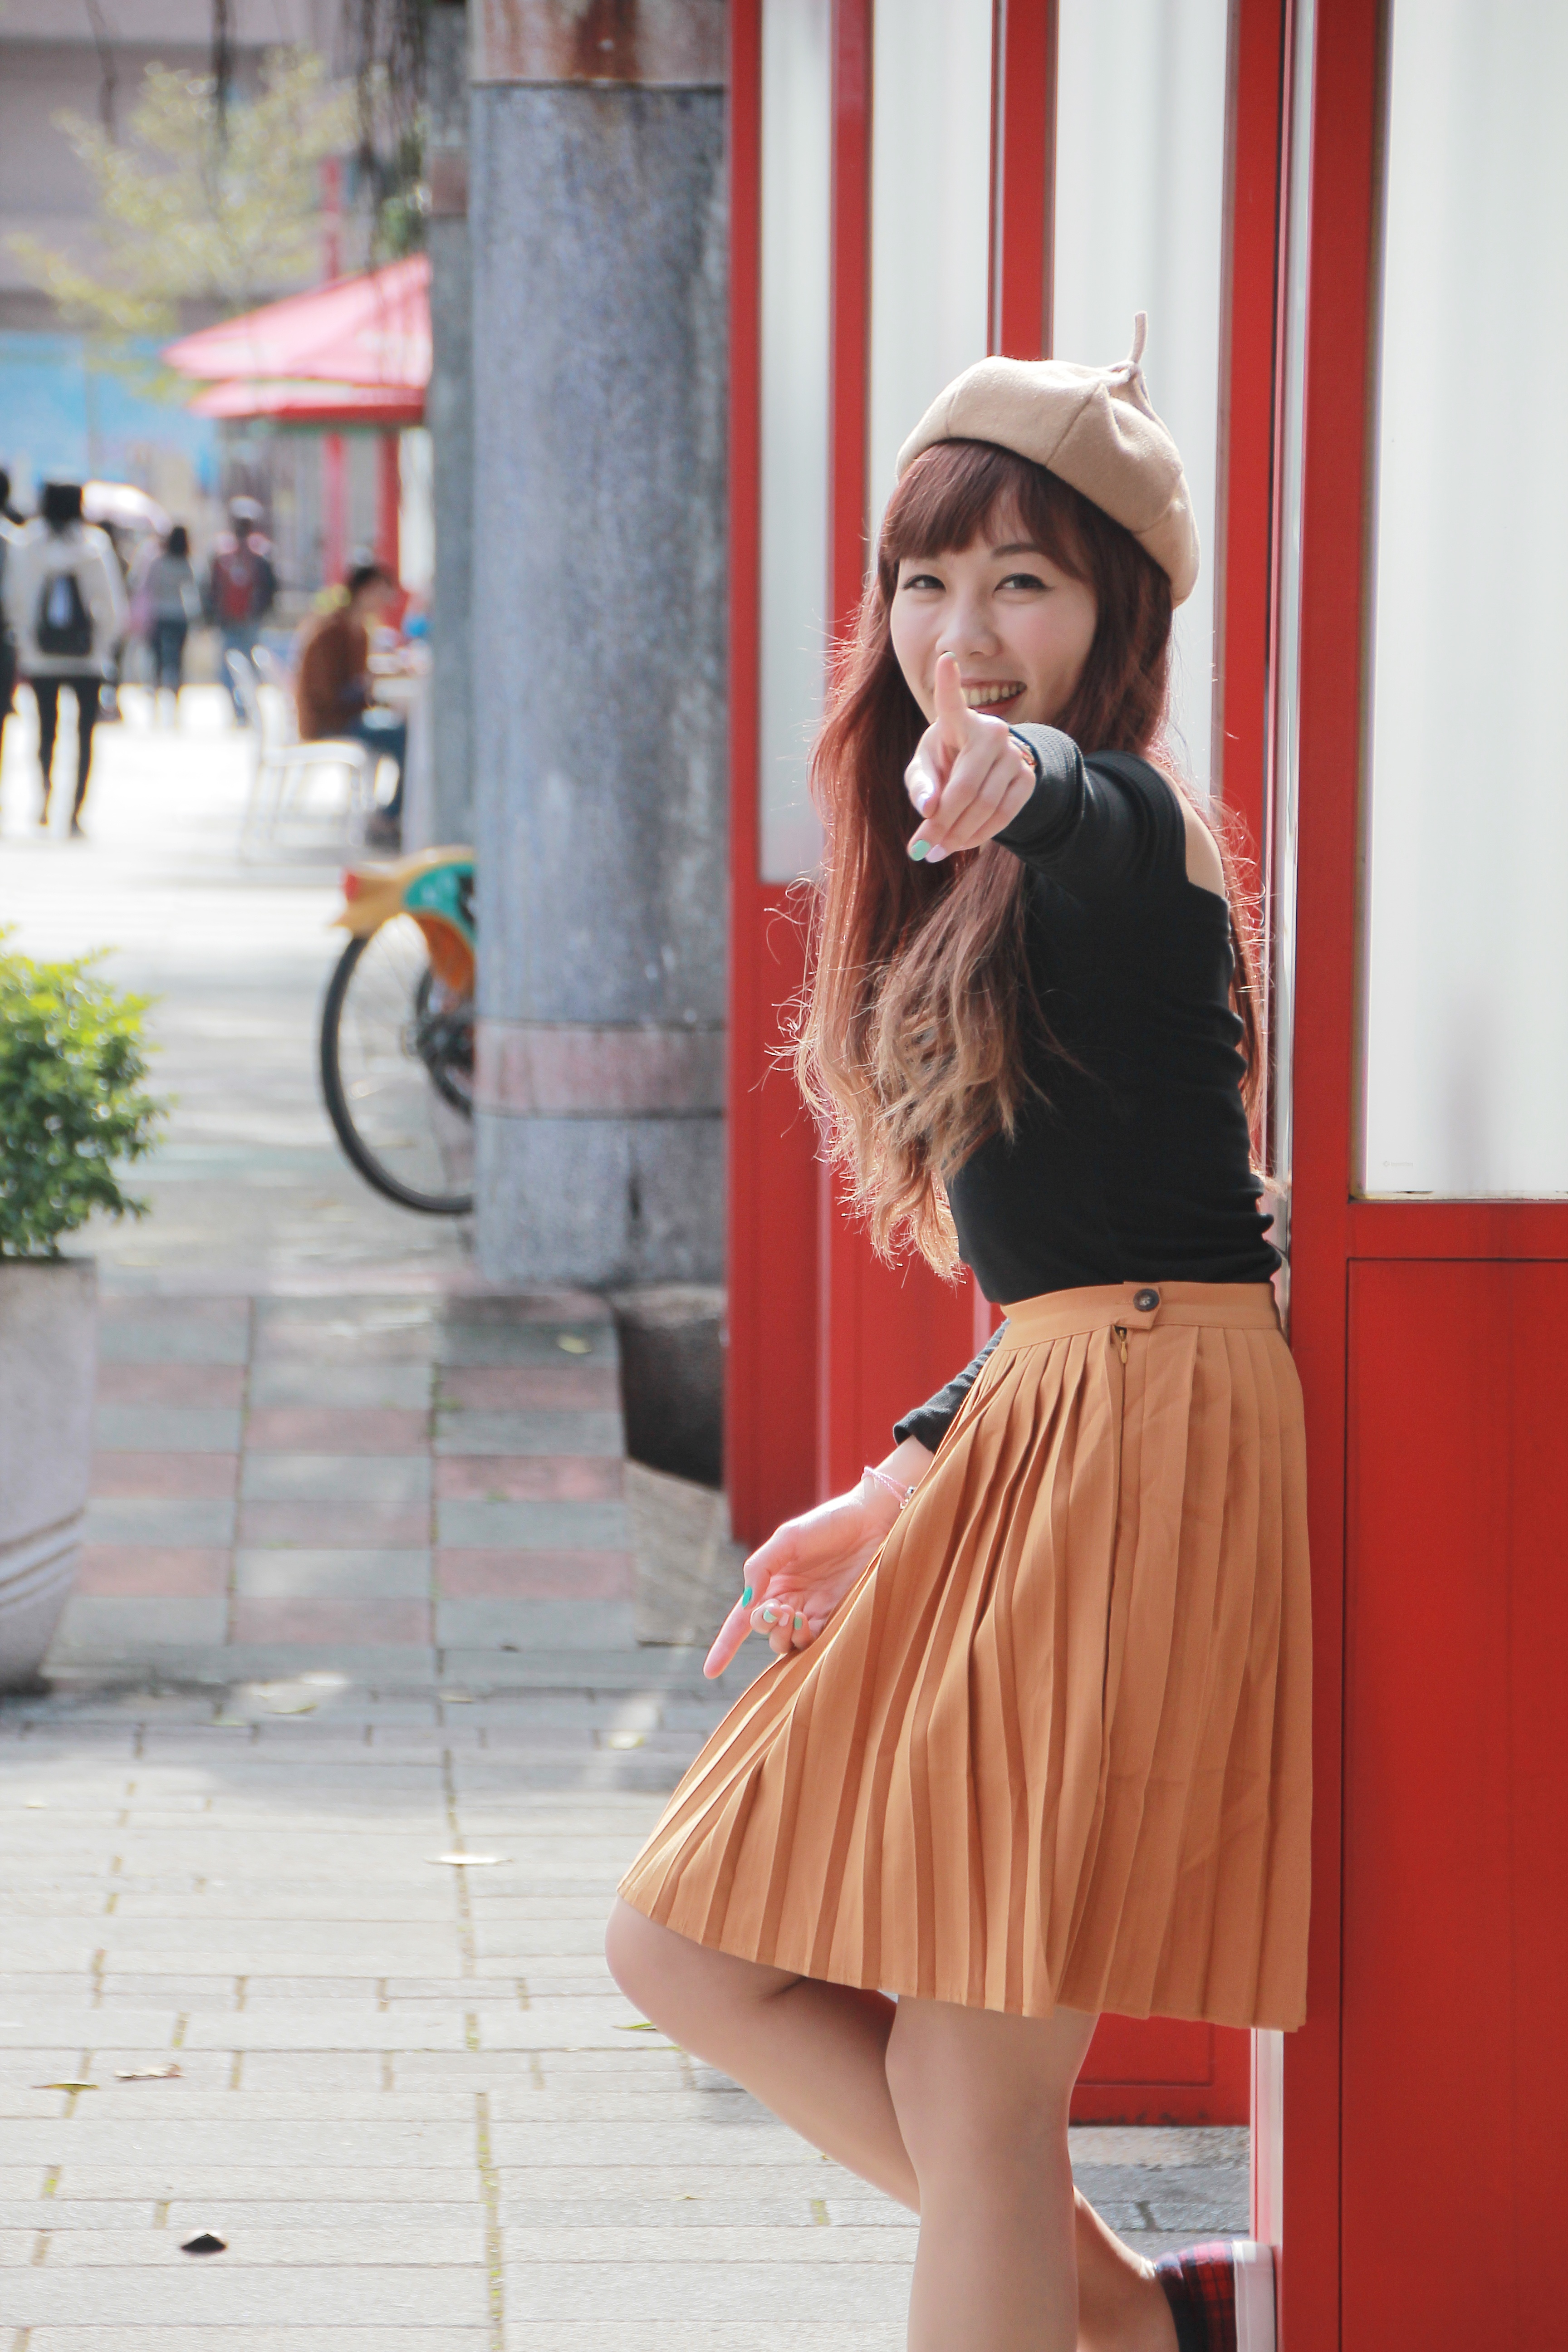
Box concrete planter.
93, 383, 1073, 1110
0, 1259, 97, 1688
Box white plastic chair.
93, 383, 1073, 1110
231, 648, 376, 857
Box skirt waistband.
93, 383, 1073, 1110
997, 1280, 1281, 1348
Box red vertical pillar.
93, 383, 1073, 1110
722, 0, 821, 1548
375, 430, 402, 580
1213, 0, 1289, 874
322, 434, 347, 588
990, 0, 1057, 359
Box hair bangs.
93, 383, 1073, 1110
877, 440, 1093, 586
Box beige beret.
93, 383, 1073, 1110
894, 315, 1199, 605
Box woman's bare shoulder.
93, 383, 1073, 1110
1179, 797, 1227, 899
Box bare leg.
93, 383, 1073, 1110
71, 679, 98, 826
886, 1994, 1093, 2350
606, 1901, 1178, 2351
35, 678, 60, 821
1075, 2187, 1178, 2352
606, 1897, 915, 2203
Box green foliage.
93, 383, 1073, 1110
0, 939, 165, 1260
7, 49, 355, 353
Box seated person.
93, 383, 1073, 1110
294, 561, 407, 842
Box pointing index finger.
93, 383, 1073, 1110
933, 652, 973, 747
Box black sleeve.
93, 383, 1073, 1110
997, 728, 1182, 897
892, 1325, 1006, 1453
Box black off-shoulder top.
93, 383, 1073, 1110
892, 726, 1277, 1455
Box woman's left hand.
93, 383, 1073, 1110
905, 650, 1037, 864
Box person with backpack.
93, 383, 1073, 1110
2, 480, 128, 836
206, 499, 277, 723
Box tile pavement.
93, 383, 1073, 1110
57, 1291, 665, 1686
0, 1680, 1245, 2350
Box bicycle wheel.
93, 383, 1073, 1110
319, 918, 475, 1215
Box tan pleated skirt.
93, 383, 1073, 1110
619, 1280, 1312, 2029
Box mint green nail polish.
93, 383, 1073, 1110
794, 1614, 804, 1631
909, 838, 930, 861
761, 1606, 777, 1624
740, 1585, 753, 1606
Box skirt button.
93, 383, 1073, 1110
1133, 1288, 1160, 1313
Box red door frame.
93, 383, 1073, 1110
1280, 0, 1568, 2339
723, 0, 820, 1550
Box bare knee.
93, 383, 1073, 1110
884, 1999, 1091, 2183
605, 1896, 685, 2018
605, 1897, 792, 2053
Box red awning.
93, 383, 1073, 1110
185, 377, 425, 427
163, 255, 430, 393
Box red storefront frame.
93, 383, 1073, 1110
1280, 2, 1568, 2341
725, 0, 1292, 2130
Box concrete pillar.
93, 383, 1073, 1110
469, 0, 728, 1288
426, 0, 475, 846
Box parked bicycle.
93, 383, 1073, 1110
320, 846, 475, 1215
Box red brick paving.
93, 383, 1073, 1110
90, 1453, 240, 1499
435, 1548, 634, 1599
245, 1408, 431, 1454
236, 1502, 431, 1547
230, 1597, 432, 1645
436, 1365, 620, 1410
75, 1301, 642, 1657
77, 1546, 230, 1597
433, 1456, 622, 1502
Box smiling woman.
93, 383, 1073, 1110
611, 333, 1306, 2352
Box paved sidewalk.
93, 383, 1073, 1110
58, 1285, 738, 1695
0, 690, 1246, 2344
0, 1677, 1246, 2350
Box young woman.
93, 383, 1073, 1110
139, 524, 199, 723
608, 327, 1310, 2352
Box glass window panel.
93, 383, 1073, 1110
758, 0, 832, 883
1361, 0, 1568, 1196
867, 0, 994, 535
1052, 0, 1228, 794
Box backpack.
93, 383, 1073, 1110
36, 565, 93, 659
214, 545, 258, 624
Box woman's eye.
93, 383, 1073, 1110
999, 571, 1049, 592
900, 572, 944, 592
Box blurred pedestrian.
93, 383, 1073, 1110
294, 562, 407, 848
140, 524, 199, 725
206, 498, 277, 723
2, 481, 128, 837
0, 471, 18, 800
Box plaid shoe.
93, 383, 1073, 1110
1154, 2239, 1276, 2352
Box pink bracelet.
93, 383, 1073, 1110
862, 1464, 915, 1511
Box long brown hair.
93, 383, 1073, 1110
795, 439, 1264, 1275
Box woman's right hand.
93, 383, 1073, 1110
703, 1442, 933, 1679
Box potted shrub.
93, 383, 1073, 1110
0, 936, 162, 1688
